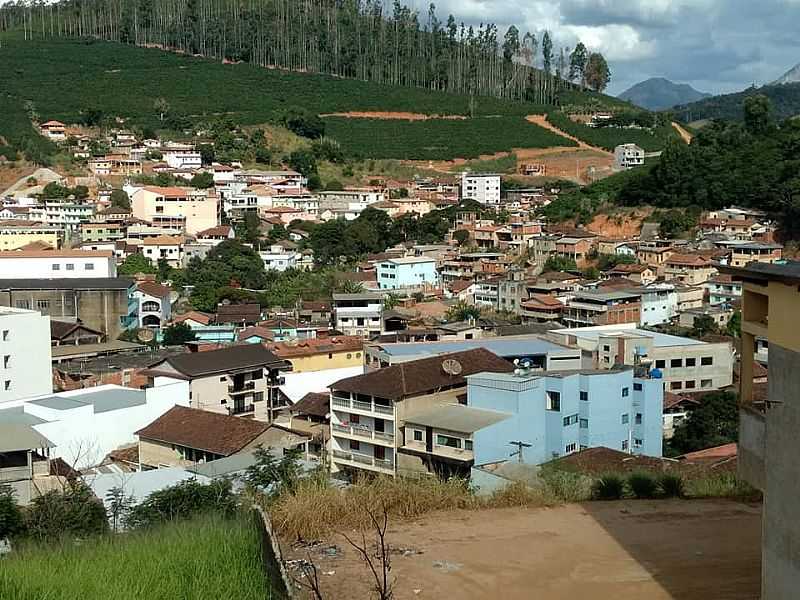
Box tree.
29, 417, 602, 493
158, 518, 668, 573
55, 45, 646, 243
157, 258, 172, 282
281, 109, 325, 139
325, 179, 344, 191
453, 229, 470, 246
336, 279, 366, 294
109, 188, 130, 210
568, 42, 588, 84
162, 322, 198, 346
658, 209, 697, 238
584, 52, 611, 92
153, 97, 170, 122
73, 185, 89, 200
245, 446, 302, 498
544, 255, 577, 272
125, 479, 236, 529
669, 391, 739, 455
502, 25, 520, 65
198, 143, 215, 165
0, 485, 24, 539
726, 310, 741, 338
383, 293, 400, 311
691, 314, 719, 338
446, 301, 482, 322
286, 149, 318, 176
25, 483, 109, 541
118, 253, 156, 276
744, 94, 772, 135
236, 211, 262, 245
342, 504, 394, 600
541, 31, 553, 74
106, 486, 135, 533
190, 171, 214, 189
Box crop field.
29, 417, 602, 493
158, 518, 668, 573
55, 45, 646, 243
324, 116, 576, 160
546, 111, 679, 153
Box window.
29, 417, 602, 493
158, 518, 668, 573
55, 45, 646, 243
655, 360, 666, 369
4, 380, 10, 391
2, 330, 7, 341
546, 391, 561, 411
565, 443, 577, 453
349, 413, 360, 424
14, 300, 30, 310
563, 414, 578, 426
685, 357, 696, 367
633, 382, 643, 391
328, 353, 333, 359
671, 358, 683, 368
634, 438, 643, 447
356, 352, 361, 358
622, 440, 629, 451
220, 376, 226, 382
464, 439, 473, 452
85, 263, 94, 270
701, 356, 713, 366
52, 264, 60, 271
66, 263, 75, 271
580, 418, 588, 429
603, 344, 610, 352
685, 380, 696, 389
622, 387, 629, 397
579, 391, 589, 401
621, 413, 629, 424
436, 434, 461, 449
635, 413, 642, 425
36, 299, 50, 310
3, 356, 8, 369
701, 379, 713, 389
349, 440, 360, 451
253, 392, 264, 402
413, 430, 423, 442
670, 381, 683, 390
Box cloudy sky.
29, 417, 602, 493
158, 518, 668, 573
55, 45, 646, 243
404, 0, 800, 94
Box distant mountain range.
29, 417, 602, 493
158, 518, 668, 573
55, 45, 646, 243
617, 77, 711, 111
772, 62, 800, 85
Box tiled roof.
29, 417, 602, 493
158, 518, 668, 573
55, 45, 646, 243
196, 225, 233, 237
149, 344, 285, 378
216, 303, 262, 322
667, 253, 712, 267
290, 392, 330, 418
135, 406, 269, 455
266, 336, 363, 358
142, 235, 184, 246
137, 281, 171, 298
172, 310, 213, 325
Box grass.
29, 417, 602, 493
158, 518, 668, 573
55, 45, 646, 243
546, 110, 679, 152
460, 153, 519, 174
324, 116, 576, 160
0, 515, 269, 600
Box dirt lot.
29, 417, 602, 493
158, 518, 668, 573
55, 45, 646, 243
284, 500, 761, 600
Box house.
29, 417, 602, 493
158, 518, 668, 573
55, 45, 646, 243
265, 336, 364, 372
678, 305, 734, 329
661, 392, 700, 439
329, 348, 514, 477
39, 120, 66, 141
563, 290, 642, 327
0, 278, 137, 339
29, 202, 94, 233
195, 225, 235, 246
80, 222, 127, 243
376, 256, 438, 291
171, 311, 237, 344
728, 242, 783, 267
142, 235, 185, 268
135, 405, 307, 469
0, 423, 56, 505
614, 143, 645, 170
333, 293, 384, 338
236, 326, 276, 344
608, 263, 656, 285
520, 294, 564, 322
722, 261, 800, 599
0, 221, 62, 251
547, 324, 734, 392
128, 186, 219, 235
144, 344, 292, 422
286, 391, 330, 454
0, 307, 53, 405
164, 149, 202, 170
133, 281, 172, 329
664, 253, 717, 285
0, 249, 117, 279
554, 233, 598, 268
460, 173, 501, 205
704, 274, 742, 305
216, 303, 261, 326
50, 320, 104, 346
88, 155, 142, 176
637, 283, 678, 327
637, 244, 674, 267
259, 243, 301, 272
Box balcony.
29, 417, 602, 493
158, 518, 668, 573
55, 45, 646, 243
331, 449, 394, 474
332, 423, 395, 445
229, 403, 255, 416
331, 395, 394, 418
228, 381, 256, 394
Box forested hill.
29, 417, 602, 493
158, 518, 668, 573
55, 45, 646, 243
0, 0, 613, 106
673, 81, 800, 123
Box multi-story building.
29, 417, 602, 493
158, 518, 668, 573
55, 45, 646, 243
728, 242, 783, 267
664, 253, 717, 285
563, 290, 642, 327
460, 173, 501, 205
0, 220, 62, 251
0, 422, 54, 505
333, 293, 383, 338
614, 143, 645, 170
164, 149, 202, 170
128, 186, 219, 235
376, 257, 438, 290
141, 235, 185, 268
259, 244, 302, 272
265, 336, 364, 373
318, 190, 385, 212
0, 250, 117, 279
79, 222, 127, 243
520, 294, 564, 322
0, 307, 53, 405
554, 233, 598, 268
145, 344, 292, 422
637, 283, 678, 327
497, 266, 528, 314
704, 274, 742, 305
0, 278, 137, 339
132, 281, 172, 329
607, 263, 656, 285
39, 120, 66, 141
29, 202, 94, 234
547, 324, 734, 392
329, 348, 514, 477
88, 155, 142, 176
726, 261, 800, 599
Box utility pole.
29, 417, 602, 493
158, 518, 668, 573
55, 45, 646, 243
509, 440, 532, 463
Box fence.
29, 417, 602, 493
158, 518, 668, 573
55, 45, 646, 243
252, 505, 295, 600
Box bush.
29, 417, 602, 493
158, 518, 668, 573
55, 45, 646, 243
627, 472, 658, 499
540, 469, 592, 503
25, 483, 109, 541
591, 474, 625, 500
125, 479, 237, 529
659, 473, 685, 498
0, 485, 25, 539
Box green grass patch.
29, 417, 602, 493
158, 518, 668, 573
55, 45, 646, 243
0, 515, 269, 600
324, 116, 576, 160
460, 153, 519, 173
546, 111, 678, 152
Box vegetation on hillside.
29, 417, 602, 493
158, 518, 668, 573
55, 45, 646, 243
546, 110, 678, 152
674, 81, 800, 123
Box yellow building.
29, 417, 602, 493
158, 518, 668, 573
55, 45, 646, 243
0, 221, 62, 251
266, 336, 364, 372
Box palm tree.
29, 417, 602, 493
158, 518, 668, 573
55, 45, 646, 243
445, 300, 481, 322
336, 279, 366, 294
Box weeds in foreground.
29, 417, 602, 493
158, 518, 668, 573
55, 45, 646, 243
627, 472, 659, 499
658, 473, 685, 498
591, 474, 625, 500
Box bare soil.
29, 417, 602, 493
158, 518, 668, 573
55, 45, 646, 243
284, 500, 761, 600
586, 209, 655, 239
320, 111, 468, 121
672, 122, 694, 144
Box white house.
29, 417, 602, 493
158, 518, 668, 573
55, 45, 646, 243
614, 144, 645, 170
376, 256, 439, 290
164, 149, 202, 170
460, 173, 501, 205
29, 202, 94, 233
142, 235, 185, 268
39, 120, 67, 141
0, 307, 53, 405
195, 225, 235, 246
259, 244, 301, 272
0, 249, 117, 279
133, 281, 173, 328
638, 283, 678, 327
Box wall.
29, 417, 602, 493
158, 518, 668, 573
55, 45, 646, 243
0, 230, 61, 251
0, 309, 53, 404
283, 349, 363, 373
0, 254, 115, 279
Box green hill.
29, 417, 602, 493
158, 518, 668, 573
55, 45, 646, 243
673, 82, 800, 122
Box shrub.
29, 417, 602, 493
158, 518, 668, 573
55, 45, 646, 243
0, 485, 25, 539
686, 473, 760, 500
24, 483, 109, 541
591, 474, 625, 500
659, 473, 685, 498
125, 479, 237, 529
627, 472, 658, 499
540, 469, 592, 503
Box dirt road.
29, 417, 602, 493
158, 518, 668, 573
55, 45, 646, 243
525, 114, 613, 155
285, 500, 761, 600
672, 122, 694, 144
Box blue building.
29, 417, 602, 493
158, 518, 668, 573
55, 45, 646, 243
467, 367, 663, 465
376, 257, 438, 290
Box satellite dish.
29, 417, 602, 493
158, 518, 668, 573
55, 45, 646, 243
137, 328, 155, 343
442, 359, 463, 376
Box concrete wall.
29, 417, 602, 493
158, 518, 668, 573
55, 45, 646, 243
0, 255, 115, 279
0, 308, 52, 404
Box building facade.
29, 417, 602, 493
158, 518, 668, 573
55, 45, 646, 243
376, 257, 438, 290
332, 293, 384, 338
460, 173, 501, 205
0, 307, 53, 405
0, 250, 117, 279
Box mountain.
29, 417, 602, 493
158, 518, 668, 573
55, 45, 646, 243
772, 63, 800, 85
618, 77, 711, 111
673, 82, 800, 123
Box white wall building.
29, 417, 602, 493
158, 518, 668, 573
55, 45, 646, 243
29, 202, 94, 233
164, 150, 202, 170
0, 250, 117, 279
614, 144, 645, 170
638, 283, 678, 327
0, 381, 190, 469
0, 308, 53, 405
259, 245, 301, 272
461, 173, 501, 205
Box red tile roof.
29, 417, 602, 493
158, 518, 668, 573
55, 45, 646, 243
679, 443, 737, 461
137, 281, 171, 299
667, 253, 712, 267
196, 225, 233, 238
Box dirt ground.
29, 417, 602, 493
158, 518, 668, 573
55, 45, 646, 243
283, 500, 761, 600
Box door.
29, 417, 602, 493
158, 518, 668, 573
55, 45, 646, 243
426, 427, 433, 453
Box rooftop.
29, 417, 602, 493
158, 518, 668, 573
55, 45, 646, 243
0, 249, 113, 259
0, 424, 54, 452
380, 256, 437, 265
551, 325, 707, 347
0, 277, 133, 290
720, 260, 800, 285
148, 344, 286, 378
28, 386, 147, 414
376, 334, 575, 359
404, 404, 510, 433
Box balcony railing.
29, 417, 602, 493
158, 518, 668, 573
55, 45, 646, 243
332, 450, 394, 471
331, 395, 394, 418
228, 381, 256, 394
332, 423, 395, 443
230, 403, 255, 415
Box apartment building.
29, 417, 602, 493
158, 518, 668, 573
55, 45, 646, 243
614, 143, 645, 170
144, 344, 291, 422
129, 186, 219, 235
259, 244, 301, 272
318, 190, 385, 212
376, 256, 438, 290
728, 242, 783, 267
80, 222, 127, 243
460, 173, 501, 205
562, 290, 642, 327
0, 221, 62, 251
133, 281, 172, 328
142, 235, 185, 268
332, 293, 384, 338
265, 336, 364, 372
664, 253, 717, 285
547, 324, 734, 391
704, 274, 742, 305
725, 261, 800, 599
0, 308, 53, 404
0, 250, 117, 279
29, 202, 94, 233
164, 149, 202, 170
637, 283, 678, 327
329, 348, 514, 477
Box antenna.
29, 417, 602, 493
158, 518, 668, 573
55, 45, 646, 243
441, 359, 463, 376
509, 440, 532, 463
